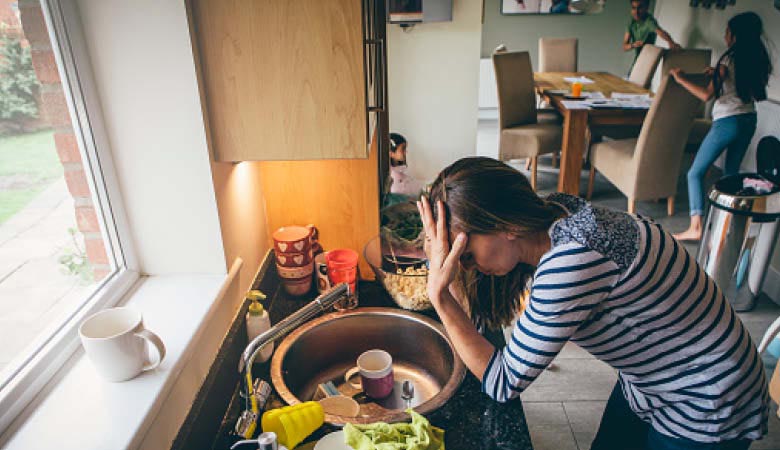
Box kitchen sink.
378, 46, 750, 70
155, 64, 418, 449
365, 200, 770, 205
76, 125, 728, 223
270, 307, 466, 425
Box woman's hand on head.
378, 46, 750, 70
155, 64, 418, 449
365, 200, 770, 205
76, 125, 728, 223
417, 196, 468, 304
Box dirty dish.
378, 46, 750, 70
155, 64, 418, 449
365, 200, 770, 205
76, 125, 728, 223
318, 396, 360, 417
314, 431, 351, 450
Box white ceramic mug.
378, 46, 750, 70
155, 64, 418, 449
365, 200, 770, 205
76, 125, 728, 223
79, 307, 166, 382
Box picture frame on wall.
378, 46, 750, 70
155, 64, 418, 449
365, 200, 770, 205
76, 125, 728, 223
501, 0, 582, 15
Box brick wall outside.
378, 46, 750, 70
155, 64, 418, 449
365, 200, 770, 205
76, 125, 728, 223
18, 0, 111, 282
0, 0, 22, 35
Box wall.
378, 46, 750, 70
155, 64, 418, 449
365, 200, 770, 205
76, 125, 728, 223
480, 0, 640, 76
76, 0, 271, 447
257, 137, 379, 279
387, 0, 482, 184
209, 162, 271, 288
77, 0, 225, 276
653, 0, 780, 301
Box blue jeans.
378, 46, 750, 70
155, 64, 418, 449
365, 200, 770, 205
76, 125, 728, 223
687, 113, 757, 216
591, 383, 753, 450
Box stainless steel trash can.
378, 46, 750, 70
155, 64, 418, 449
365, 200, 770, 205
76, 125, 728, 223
697, 174, 780, 312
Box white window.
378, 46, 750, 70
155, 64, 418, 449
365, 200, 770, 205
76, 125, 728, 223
0, 0, 137, 432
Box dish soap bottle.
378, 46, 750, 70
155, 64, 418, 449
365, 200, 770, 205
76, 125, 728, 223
246, 290, 273, 362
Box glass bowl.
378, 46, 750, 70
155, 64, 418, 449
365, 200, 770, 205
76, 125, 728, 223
364, 236, 432, 311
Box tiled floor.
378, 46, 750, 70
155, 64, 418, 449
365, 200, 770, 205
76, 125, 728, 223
476, 113, 780, 450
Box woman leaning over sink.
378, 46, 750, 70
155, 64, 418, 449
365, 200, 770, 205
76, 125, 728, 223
417, 157, 768, 450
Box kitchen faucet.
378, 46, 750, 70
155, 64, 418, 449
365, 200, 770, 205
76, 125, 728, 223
236, 282, 350, 438
239, 282, 349, 373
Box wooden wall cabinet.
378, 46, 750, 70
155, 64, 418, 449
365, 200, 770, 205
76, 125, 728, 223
189, 0, 385, 161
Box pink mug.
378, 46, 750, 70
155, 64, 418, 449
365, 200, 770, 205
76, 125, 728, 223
345, 349, 394, 399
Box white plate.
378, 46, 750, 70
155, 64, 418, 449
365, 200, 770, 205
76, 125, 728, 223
314, 431, 352, 450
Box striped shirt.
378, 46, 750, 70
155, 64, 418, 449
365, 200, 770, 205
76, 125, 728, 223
481, 194, 769, 443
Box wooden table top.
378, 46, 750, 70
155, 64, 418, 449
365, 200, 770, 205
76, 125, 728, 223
534, 71, 650, 100
534, 72, 652, 119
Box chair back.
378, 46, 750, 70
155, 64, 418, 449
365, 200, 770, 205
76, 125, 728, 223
661, 48, 712, 117
661, 48, 712, 75
629, 44, 664, 88
538, 38, 578, 72
631, 75, 702, 199
492, 51, 538, 130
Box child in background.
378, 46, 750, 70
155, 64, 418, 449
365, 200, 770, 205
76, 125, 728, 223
672, 12, 772, 241
388, 133, 423, 199
623, 0, 680, 64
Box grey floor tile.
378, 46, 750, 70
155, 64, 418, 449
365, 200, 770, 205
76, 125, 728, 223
739, 295, 780, 346
564, 401, 607, 450
527, 425, 579, 450
751, 416, 780, 450
522, 402, 569, 426
572, 430, 597, 450
521, 358, 617, 403
557, 342, 591, 360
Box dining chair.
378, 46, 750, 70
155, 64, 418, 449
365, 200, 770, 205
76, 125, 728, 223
493, 51, 563, 191
599, 47, 709, 143
538, 38, 578, 72
587, 75, 702, 215
628, 44, 664, 89
661, 48, 714, 151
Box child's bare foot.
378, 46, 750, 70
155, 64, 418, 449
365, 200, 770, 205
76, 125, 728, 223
674, 216, 703, 241
673, 227, 702, 241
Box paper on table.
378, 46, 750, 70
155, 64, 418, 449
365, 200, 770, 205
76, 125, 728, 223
561, 100, 591, 110
611, 92, 651, 100
563, 76, 595, 84
610, 94, 653, 109
582, 91, 605, 99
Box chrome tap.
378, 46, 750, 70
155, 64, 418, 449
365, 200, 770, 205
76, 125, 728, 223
235, 283, 350, 438
238, 282, 349, 373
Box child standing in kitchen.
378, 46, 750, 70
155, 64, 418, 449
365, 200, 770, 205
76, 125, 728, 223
672, 12, 772, 241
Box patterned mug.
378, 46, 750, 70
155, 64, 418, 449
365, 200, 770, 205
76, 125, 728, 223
273, 225, 317, 255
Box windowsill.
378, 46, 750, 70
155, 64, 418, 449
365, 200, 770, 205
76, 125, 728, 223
1, 273, 228, 450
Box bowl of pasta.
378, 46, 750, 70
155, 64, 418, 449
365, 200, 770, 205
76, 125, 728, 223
364, 235, 432, 311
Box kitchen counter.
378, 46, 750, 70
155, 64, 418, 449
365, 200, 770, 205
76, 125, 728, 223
174, 262, 533, 450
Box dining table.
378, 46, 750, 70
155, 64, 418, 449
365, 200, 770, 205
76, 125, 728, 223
534, 71, 652, 195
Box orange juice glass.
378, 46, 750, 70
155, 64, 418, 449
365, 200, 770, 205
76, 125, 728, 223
571, 81, 583, 97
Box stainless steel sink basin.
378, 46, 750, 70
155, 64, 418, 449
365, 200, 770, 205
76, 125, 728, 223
270, 307, 466, 425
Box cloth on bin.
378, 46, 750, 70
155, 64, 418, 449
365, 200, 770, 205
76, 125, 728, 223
741, 176, 775, 195
343, 409, 444, 450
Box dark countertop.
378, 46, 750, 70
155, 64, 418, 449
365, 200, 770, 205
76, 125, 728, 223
195, 277, 533, 450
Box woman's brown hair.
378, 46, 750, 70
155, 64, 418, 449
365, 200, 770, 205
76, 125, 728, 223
428, 157, 565, 330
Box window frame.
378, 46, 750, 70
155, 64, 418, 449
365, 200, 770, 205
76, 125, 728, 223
0, 0, 139, 433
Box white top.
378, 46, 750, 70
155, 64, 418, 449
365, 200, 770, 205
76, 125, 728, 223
712, 56, 756, 121
389, 166, 423, 197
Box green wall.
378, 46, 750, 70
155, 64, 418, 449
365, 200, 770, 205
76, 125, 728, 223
480, 0, 655, 76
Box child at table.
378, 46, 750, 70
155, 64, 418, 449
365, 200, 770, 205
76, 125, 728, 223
623, 0, 680, 64
671, 12, 772, 241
